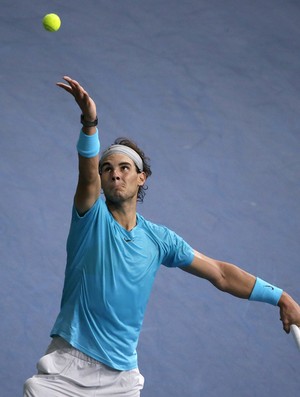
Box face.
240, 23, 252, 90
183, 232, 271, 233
100, 153, 146, 204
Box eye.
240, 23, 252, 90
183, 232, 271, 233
102, 165, 112, 173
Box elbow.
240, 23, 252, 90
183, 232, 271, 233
213, 269, 227, 292
211, 261, 232, 292
78, 164, 100, 185
78, 172, 99, 185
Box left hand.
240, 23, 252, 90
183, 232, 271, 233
278, 292, 300, 333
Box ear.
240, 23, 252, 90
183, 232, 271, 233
138, 171, 146, 187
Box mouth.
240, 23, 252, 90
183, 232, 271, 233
110, 183, 124, 191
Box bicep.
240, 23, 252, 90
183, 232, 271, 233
74, 155, 101, 215
181, 250, 226, 287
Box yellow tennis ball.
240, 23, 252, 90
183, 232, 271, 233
42, 13, 61, 32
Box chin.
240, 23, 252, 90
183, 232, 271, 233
105, 193, 125, 203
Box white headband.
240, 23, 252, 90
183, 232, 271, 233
100, 144, 144, 172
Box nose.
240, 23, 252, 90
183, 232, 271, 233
112, 169, 120, 181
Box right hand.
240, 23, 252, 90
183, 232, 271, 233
56, 76, 97, 121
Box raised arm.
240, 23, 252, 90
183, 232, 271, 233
182, 250, 300, 333
57, 76, 101, 214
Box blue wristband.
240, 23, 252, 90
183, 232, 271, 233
77, 128, 100, 158
249, 277, 283, 306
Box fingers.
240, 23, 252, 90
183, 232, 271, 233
279, 295, 300, 334
282, 321, 290, 334
62, 76, 81, 91
56, 76, 97, 119
56, 82, 73, 95
56, 76, 87, 102
56, 76, 82, 95
280, 313, 291, 334
56, 76, 75, 96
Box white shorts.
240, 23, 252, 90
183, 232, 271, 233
23, 337, 144, 397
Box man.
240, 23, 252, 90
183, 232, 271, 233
24, 76, 300, 397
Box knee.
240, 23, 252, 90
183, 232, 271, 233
23, 377, 39, 397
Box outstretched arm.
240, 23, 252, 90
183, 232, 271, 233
182, 250, 300, 333
57, 76, 101, 215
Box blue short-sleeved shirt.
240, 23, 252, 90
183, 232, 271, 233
51, 198, 194, 370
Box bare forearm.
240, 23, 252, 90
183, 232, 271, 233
78, 154, 100, 182
184, 251, 256, 299
215, 261, 256, 298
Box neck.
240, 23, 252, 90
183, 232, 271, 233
106, 200, 138, 231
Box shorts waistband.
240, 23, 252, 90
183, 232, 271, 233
50, 336, 104, 366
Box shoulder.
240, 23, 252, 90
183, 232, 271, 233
72, 197, 108, 223
138, 215, 169, 235
138, 215, 185, 245
138, 216, 194, 267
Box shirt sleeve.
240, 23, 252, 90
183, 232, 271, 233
161, 228, 194, 268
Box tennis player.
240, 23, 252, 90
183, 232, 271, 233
23, 76, 300, 397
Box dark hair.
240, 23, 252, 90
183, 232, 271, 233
100, 137, 152, 202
